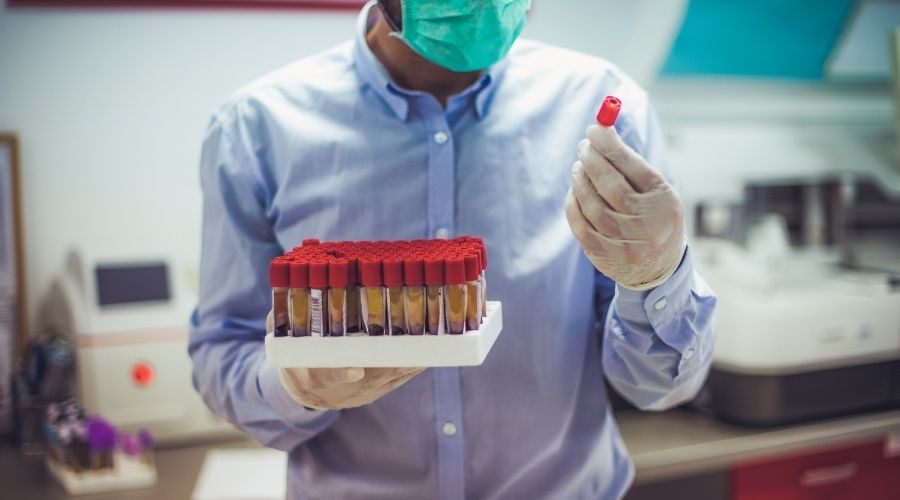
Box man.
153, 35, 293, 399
189, 1, 716, 498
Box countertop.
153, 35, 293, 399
4, 408, 900, 498
618, 408, 900, 484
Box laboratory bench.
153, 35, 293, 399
2, 408, 899, 499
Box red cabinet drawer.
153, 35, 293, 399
732, 437, 900, 500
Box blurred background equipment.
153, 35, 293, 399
0, 133, 26, 438
694, 174, 900, 426
41, 249, 239, 444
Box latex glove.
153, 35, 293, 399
564, 124, 687, 291
266, 311, 424, 410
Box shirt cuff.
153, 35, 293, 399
258, 363, 340, 427
613, 245, 697, 354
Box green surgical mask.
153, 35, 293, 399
387, 0, 531, 72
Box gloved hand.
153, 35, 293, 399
267, 311, 424, 410
565, 124, 687, 291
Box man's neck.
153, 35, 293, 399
365, 17, 481, 107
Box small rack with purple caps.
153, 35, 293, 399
44, 399, 157, 495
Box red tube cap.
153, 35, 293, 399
444, 257, 466, 285
348, 258, 360, 285
328, 260, 349, 288
596, 96, 622, 127
464, 254, 479, 282
302, 238, 320, 246
309, 261, 329, 289
403, 258, 424, 286
360, 259, 383, 287
269, 259, 290, 288
289, 261, 309, 288
383, 259, 404, 287
424, 258, 444, 286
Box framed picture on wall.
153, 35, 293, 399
0, 133, 26, 434
8, 0, 365, 8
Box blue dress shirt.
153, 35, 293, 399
189, 3, 716, 499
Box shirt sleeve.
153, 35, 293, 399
188, 109, 339, 451
599, 101, 717, 411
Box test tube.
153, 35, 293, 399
478, 243, 488, 318
308, 261, 329, 337
403, 258, 426, 335
289, 260, 310, 337
596, 95, 622, 127
346, 258, 362, 335
269, 258, 290, 337
443, 257, 467, 335
383, 258, 406, 335
328, 260, 348, 337
464, 254, 483, 331
424, 258, 445, 335
360, 259, 386, 336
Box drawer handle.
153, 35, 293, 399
799, 462, 859, 488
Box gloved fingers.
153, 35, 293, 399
328, 368, 424, 410
585, 124, 667, 194
304, 367, 366, 389
358, 367, 424, 390
565, 187, 599, 246
577, 142, 638, 214
572, 166, 622, 239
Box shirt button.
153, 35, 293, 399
684, 348, 695, 360
435, 227, 449, 239
433, 131, 449, 145
654, 297, 668, 310
442, 422, 457, 436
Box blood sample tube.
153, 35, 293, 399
596, 95, 622, 127
463, 254, 483, 331
383, 258, 406, 336
269, 258, 290, 337
360, 259, 386, 336
403, 258, 426, 335
308, 261, 329, 337
424, 258, 445, 335
328, 260, 348, 337
346, 258, 363, 336
443, 257, 467, 335
478, 242, 488, 317
289, 260, 310, 337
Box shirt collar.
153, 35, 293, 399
352, 0, 504, 122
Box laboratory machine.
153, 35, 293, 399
41, 249, 239, 443
694, 175, 900, 425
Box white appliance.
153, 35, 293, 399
693, 220, 900, 425
43, 249, 239, 443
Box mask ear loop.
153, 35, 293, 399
377, 0, 402, 32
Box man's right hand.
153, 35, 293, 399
266, 310, 424, 410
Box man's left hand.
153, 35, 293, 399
565, 124, 686, 291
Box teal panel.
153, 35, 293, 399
662, 0, 855, 79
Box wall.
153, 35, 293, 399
0, 0, 685, 335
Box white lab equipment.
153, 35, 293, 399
42, 249, 239, 443
694, 216, 900, 426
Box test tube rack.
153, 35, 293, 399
265, 301, 502, 368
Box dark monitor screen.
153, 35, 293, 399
95, 262, 170, 306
